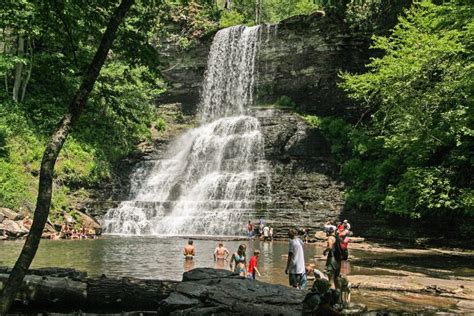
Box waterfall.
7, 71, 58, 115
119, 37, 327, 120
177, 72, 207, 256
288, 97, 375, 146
103, 25, 267, 236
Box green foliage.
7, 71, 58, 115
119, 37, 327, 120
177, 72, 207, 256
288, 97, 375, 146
0, 1, 166, 219
384, 167, 466, 218
344, 0, 408, 32
303, 115, 322, 128
336, 0, 474, 220
219, 10, 245, 28
155, 116, 168, 132
0, 160, 29, 209
263, 0, 319, 23
226, 0, 320, 24
161, 1, 219, 48
275, 95, 297, 108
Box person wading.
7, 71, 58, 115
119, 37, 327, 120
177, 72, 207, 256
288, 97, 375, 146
285, 228, 307, 289
230, 244, 247, 277
183, 239, 196, 260
213, 241, 230, 269
323, 227, 342, 289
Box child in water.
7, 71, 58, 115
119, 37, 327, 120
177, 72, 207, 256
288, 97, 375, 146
247, 249, 262, 279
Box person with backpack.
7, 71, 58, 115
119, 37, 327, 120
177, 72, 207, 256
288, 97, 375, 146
323, 227, 341, 289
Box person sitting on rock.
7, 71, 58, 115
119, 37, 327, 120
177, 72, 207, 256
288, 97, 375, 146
323, 221, 336, 234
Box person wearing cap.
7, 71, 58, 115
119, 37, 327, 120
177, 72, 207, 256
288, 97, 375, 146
343, 219, 351, 231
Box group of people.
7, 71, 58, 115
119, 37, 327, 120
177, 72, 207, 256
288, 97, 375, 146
182, 240, 261, 279
182, 218, 354, 294
247, 217, 273, 241
50, 224, 99, 240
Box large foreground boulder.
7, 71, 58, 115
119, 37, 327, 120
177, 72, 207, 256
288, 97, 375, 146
159, 268, 306, 315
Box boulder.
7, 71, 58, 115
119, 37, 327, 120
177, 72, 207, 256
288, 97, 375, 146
0, 218, 28, 237
0, 208, 23, 221
73, 210, 101, 229
63, 212, 76, 224
350, 237, 365, 243
315, 231, 328, 240
159, 268, 306, 315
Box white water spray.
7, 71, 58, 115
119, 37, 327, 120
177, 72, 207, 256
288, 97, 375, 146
103, 25, 267, 236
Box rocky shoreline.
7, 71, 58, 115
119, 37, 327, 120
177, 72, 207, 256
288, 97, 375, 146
0, 267, 367, 315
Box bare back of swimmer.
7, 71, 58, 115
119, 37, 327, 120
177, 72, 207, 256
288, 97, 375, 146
183, 240, 196, 259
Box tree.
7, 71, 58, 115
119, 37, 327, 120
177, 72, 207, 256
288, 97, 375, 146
338, 0, 473, 223
0, 0, 136, 312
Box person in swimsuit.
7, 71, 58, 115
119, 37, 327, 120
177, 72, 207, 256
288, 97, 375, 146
214, 242, 230, 261
230, 244, 247, 277
183, 239, 196, 260
214, 242, 229, 269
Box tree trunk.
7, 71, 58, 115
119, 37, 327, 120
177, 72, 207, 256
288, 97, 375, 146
12, 36, 24, 102
20, 38, 33, 102
255, 0, 261, 24
0, 0, 135, 313
2, 28, 8, 94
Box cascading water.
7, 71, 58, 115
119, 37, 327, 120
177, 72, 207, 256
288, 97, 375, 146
103, 25, 268, 236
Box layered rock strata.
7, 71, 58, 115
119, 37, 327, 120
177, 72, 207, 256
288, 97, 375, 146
158, 12, 371, 117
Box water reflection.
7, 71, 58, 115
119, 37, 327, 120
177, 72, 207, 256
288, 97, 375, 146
0, 237, 321, 282
213, 259, 225, 270
341, 260, 351, 276
1, 237, 472, 282
183, 258, 194, 272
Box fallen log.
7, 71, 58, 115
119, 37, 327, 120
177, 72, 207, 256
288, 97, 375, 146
0, 270, 178, 312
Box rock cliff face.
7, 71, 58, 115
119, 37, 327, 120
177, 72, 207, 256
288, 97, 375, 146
92, 13, 356, 235
254, 109, 344, 238
158, 12, 371, 117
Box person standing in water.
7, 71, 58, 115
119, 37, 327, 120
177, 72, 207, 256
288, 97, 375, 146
214, 242, 230, 269
323, 227, 341, 289
183, 239, 196, 260
285, 228, 307, 289
247, 249, 262, 280
230, 244, 247, 277
247, 221, 254, 239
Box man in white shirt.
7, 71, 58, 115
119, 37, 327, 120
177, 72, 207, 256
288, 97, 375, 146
263, 225, 270, 241
285, 228, 307, 289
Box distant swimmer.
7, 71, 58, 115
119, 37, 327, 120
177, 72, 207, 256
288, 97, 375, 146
183, 239, 196, 260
